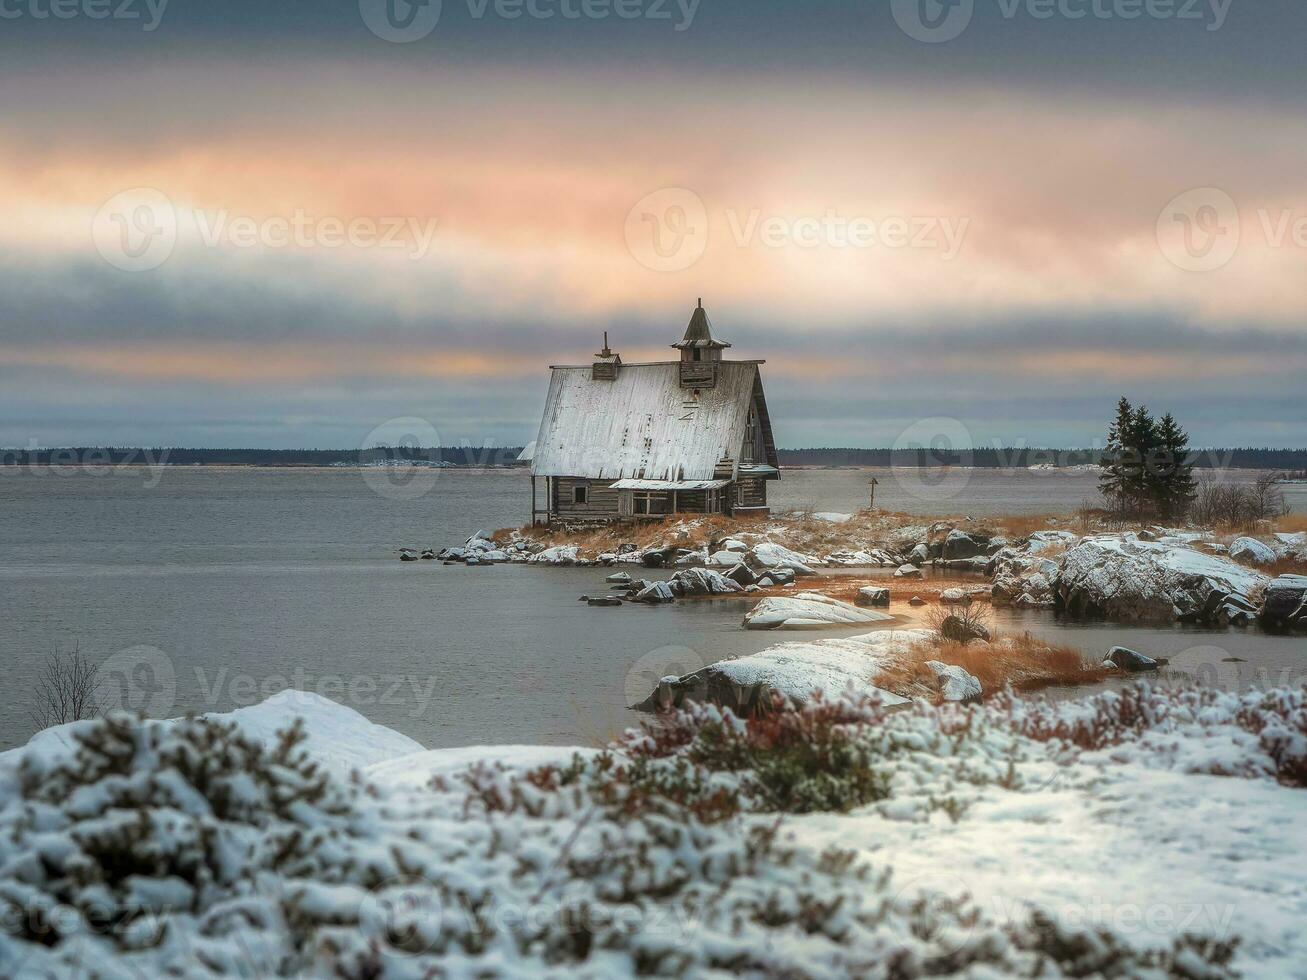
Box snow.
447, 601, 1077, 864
811, 511, 852, 523
0, 690, 424, 784
743, 592, 896, 630
793, 754, 1307, 978
4, 685, 1307, 977
213, 690, 424, 777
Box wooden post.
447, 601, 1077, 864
869, 477, 879, 511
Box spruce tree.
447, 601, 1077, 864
1129, 405, 1160, 517
1154, 412, 1197, 519
1099, 397, 1134, 513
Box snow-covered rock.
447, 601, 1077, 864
528, 545, 580, 565
1056, 537, 1269, 625
707, 550, 741, 567
1025, 530, 1079, 554
940, 588, 969, 604
750, 541, 818, 575
757, 567, 796, 587
670, 567, 744, 596
942, 529, 988, 560
1105, 646, 1159, 672
633, 630, 928, 711
1260, 574, 1307, 630
743, 593, 896, 630
991, 550, 1060, 606
923, 660, 982, 701
606, 570, 632, 584
894, 563, 922, 579
724, 562, 758, 586
856, 585, 890, 608
1229, 536, 1278, 566
631, 580, 676, 604
811, 512, 852, 523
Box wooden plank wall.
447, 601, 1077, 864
552, 478, 622, 518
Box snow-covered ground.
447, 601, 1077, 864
2, 687, 1304, 977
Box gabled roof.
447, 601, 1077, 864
672, 300, 731, 350
529, 361, 760, 481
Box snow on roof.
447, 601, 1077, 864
529, 361, 759, 480
610, 478, 731, 491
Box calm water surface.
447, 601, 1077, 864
1, 466, 1303, 751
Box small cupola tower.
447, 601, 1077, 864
592, 332, 621, 381
672, 299, 730, 389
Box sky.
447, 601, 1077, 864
2, 0, 1306, 450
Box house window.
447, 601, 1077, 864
633, 492, 670, 515
573, 485, 589, 505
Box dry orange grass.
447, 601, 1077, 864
1276, 513, 1307, 533
991, 513, 1079, 539
515, 515, 739, 557
1263, 555, 1307, 577
875, 632, 1109, 701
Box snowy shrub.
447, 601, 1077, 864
994, 683, 1307, 786
0, 702, 1253, 977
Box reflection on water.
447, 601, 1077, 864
1, 467, 1302, 751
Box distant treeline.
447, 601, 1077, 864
774, 447, 1307, 469
4, 446, 1307, 470
1, 446, 527, 467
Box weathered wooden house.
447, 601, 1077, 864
522, 301, 779, 524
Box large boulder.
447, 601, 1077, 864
749, 542, 818, 576
942, 529, 989, 560
724, 562, 758, 587
856, 586, 890, 608
631, 630, 930, 712
1105, 646, 1159, 672
631, 580, 676, 604
757, 567, 796, 587
528, 545, 580, 566
923, 661, 982, 701
1260, 575, 1307, 630
991, 551, 1060, 606
743, 593, 895, 630
1229, 536, 1278, 567
669, 567, 743, 596
1056, 537, 1269, 625
1025, 530, 1080, 554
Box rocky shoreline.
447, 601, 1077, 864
431, 514, 1307, 631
